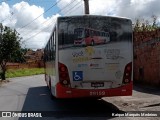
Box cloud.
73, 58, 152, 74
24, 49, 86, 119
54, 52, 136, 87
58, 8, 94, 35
1, 0, 160, 49
0, 2, 13, 27
12, 1, 45, 29
57, 0, 84, 15
116, 0, 160, 21
56, 0, 117, 16
89, 0, 118, 16
23, 31, 50, 50
0, 1, 60, 49
57, 0, 160, 22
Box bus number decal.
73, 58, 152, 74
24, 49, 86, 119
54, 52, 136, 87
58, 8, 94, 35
90, 91, 105, 96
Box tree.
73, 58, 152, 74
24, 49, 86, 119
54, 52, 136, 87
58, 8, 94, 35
10, 48, 27, 63
134, 19, 141, 32
0, 23, 22, 80
152, 15, 158, 29
133, 15, 159, 32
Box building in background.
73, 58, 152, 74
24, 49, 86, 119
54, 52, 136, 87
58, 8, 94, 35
6, 49, 44, 69
24, 49, 44, 63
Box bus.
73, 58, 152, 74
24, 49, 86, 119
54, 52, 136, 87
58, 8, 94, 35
74, 28, 110, 46
44, 15, 133, 99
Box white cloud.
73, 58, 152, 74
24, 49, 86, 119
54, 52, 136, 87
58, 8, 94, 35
1, 0, 160, 49
23, 31, 50, 50
0, 2, 14, 27
89, 0, 118, 16
57, 0, 118, 16
57, 0, 160, 22
0, 2, 10, 20
12, 1, 45, 29
116, 0, 160, 20
0, 1, 60, 49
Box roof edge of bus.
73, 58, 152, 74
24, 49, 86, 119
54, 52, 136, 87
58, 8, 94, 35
57, 15, 132, 21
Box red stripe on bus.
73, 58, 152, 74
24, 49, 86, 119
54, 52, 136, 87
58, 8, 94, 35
56, 81, 133, 98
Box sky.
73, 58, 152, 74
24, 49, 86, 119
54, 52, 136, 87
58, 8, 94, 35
0, 0, 160, 49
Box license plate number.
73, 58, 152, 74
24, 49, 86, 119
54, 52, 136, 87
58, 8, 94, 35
90, 91, 105, 96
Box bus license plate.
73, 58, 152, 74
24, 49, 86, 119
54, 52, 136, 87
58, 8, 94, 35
91, 82, 104, 87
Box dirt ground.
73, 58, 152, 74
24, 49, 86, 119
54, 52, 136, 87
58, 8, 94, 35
0, 79, 10, 86
103, 84, 160, 111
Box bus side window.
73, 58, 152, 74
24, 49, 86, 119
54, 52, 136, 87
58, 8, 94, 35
62, 31, 65, 45
44, 48, 46, 62
51, 35, 54, 60
48, 39, 51, 61
46, 44, 48, 61
53, 30, 56, 60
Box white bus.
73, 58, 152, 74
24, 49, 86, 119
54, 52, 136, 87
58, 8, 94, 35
44, 15, 133, 98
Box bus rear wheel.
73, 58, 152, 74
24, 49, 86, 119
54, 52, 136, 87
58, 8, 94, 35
49, 80, 56, 100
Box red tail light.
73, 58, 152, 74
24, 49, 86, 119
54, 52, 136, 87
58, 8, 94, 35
123, 62, 132, 84
58, 62, 70, 87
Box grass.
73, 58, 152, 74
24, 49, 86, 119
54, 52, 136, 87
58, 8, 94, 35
6, 68, 45, 78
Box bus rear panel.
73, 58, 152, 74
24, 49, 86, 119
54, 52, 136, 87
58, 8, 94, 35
46, 15, 133, 98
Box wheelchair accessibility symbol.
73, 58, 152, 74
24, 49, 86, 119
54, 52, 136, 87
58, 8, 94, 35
73, 71, 83, 81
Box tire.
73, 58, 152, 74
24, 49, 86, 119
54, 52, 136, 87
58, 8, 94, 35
49, 80, 55, 100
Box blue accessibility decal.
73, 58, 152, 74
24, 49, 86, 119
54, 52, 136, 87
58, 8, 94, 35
72, 71, 83, 81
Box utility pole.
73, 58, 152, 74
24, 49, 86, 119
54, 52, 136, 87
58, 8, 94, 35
83, 0, 89, 14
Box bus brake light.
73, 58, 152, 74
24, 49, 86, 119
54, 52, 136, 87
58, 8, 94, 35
60, 66, 66, 72
59, 62, 70, 87
123, 62, 132, 84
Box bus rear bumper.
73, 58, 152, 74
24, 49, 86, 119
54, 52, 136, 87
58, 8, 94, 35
56, 81, 133, 98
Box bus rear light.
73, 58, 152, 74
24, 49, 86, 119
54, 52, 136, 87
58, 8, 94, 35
59, 62, 70, 87
123, 62, 132, 84
60, 66, 66, 72
61, 73, 67, 78
62, 80, 68, 85
126, 66, 131, 71
124, 79, 129, 83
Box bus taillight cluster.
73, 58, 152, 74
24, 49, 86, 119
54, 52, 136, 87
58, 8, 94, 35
123, 62, 132, 84
58, 62, 71, 87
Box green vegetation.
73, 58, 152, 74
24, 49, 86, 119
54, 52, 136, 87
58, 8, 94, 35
133, 15, 159, 32
0, 23, 24, 80
6, 68, 44, 78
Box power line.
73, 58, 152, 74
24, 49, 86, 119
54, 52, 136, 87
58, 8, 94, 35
23, 0, 82, 43
17, 0, 62, 32
23, 18, 56, 43
20, 0, 76, 37
0, 12, 14, 23
64, 0, 83, 16
21, 0, 77, 41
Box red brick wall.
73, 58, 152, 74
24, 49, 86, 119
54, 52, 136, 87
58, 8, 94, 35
134, 29, 160, 86
6, 61, 44, 69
